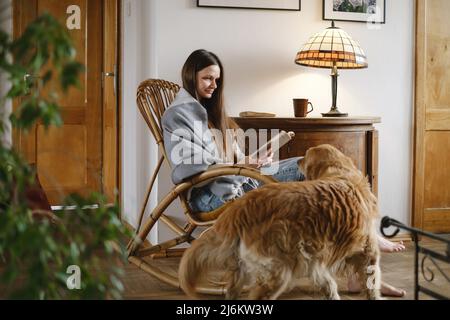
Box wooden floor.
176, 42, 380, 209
122, 238, 450, 300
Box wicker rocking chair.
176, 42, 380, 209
127, 79, 277, 295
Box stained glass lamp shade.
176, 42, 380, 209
295, 21, 368, 117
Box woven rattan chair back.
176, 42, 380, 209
134, 79, 181, 233
136, 79, 180, 153
135, 79, 229, 228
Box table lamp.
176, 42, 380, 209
295, 21, 368, 117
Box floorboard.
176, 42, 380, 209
122, 239, 450, 300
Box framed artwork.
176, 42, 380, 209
197, 0, 301, 11
323, 0, 386, 24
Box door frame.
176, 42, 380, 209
103, 0, 121, 206
11, 0, 122, 208
117, 0, 122, 211
412, 0, 450, 232
412, 0, 425, 230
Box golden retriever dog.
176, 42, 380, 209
179, 144, 381, 300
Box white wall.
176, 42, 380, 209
121, 0, 160, 243
122, 0, 415, 235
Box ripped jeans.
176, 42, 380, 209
188, 157, 305, 213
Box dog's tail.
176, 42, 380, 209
179, 228, 238, 298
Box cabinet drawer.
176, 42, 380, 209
285, 131, 366, 174
233, 116, 379, 195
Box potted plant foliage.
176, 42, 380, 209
0, 11, 130, 299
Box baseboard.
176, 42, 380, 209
388, 232, 412, 243
122, 219, 135, 234
122, 219, 152, 247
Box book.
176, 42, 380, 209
239, 111, 276, 118
248, 130, 295, 160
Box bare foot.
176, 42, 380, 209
347, 276, 406, 297
380, 282, 406, 297
378, 235, 406, 253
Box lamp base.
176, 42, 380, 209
321, 108, 348, 117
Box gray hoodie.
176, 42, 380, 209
161, 88, 258, 201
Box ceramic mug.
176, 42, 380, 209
293, 98, 314, 117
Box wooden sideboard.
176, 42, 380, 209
233, 117, 381, 196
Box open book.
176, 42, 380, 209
248, 130, 295, 160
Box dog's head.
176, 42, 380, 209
298, 144, 359, 180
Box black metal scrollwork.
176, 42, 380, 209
380, 216, 450, 300
421, 255, 435, 282
421, 254, 450, 284
380, 216, 400, 238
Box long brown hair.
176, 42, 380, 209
181, 49, 238, 159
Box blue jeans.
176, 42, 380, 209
188, 157, 305, 212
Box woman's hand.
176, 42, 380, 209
241, 148, 274, 168
256, 148, 274, 168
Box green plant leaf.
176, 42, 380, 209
0, 12, 126, 300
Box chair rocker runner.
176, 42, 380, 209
127, 79, 277, 295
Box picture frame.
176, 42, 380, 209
197, 0, 301, 11
323, 0, 385, 24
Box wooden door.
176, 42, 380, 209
13, 0, 119, 205
413, 0, 450, 232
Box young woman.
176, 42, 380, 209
161, 49, 405, 297
162, 49, 303, 213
